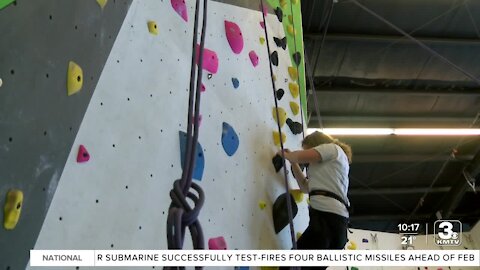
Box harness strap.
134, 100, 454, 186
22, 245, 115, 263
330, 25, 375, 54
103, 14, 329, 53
309, 189, 350, 210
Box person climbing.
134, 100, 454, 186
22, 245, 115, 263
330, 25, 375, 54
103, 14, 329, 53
277, 131, 352, 270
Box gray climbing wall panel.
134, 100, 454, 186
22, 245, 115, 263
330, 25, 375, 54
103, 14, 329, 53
0, 0, 133, 269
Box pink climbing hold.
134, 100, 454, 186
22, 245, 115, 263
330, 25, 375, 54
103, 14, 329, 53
260, 21, 265, 29
208, 236, 227, 250
249, 51, 259, 67
171, 0, 188, 22
77, 145, 90, 163
224, 20, 244, 54
195, 45, 219, 74
201, 83, 206, 92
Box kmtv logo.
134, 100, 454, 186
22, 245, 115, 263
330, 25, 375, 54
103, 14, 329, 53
434, 220, 462, 246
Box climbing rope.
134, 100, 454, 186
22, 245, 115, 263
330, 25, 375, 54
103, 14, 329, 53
260, 0, 297, 249
166, 0, 208, 268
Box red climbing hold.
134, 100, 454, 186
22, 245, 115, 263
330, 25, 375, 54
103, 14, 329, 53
208, 236, 227, 250
201, 83, 206, 92
260, 21, 265, 29
224, 20, 244, 54
171, 0, 188, 22
77, 145, 90, 163
196, 45, 219, 74
249, 51, 259, 67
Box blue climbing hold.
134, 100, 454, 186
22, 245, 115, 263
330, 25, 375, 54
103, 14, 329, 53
221, 122, 239, 156
232, 78, 239, 89
179, 131, 205, 181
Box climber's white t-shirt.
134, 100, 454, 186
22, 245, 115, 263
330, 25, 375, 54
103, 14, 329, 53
307, 143, 350, 218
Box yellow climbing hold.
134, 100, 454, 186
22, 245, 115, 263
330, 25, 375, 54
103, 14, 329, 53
288, 15, 293, 24
289, 189, 304, 203
272, 107, 287, 127
289, 83, 299, 98
290, 102, 299, 115
67, 61, 83, 96
272, 74, 277, 81
147, 21, 158, 35
296, 232, 302, 240
287, 25, 296, 36
273, 131, 286, 146
3, 189, 23, 230
260, 37, 265, 45
279, 0, 287, 8
258, 200, 267, 210
97, 0, 108, 9
288, 66, 298, 81
347, 240, 358, 250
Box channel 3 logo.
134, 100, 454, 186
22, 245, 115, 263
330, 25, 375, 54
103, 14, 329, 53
434, 220, 462, 246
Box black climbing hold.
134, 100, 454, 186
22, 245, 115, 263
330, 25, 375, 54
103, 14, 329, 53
275, 7, 283, 22
208, 73, 213, 79
271, 51, 278, 66
286, 118, 303, 135
272, 154, 284, 172
293, 52, 301, 66
273, 37, 287, 50
272, 192, 298, 234
276, 89, 284, 100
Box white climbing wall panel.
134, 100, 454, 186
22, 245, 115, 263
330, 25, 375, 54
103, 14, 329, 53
28, 0, 308, 269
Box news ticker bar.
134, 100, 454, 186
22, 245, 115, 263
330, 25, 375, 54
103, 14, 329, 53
30, 250, 480, 267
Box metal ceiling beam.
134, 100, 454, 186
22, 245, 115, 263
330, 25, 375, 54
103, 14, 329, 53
439, 150, 480, 219
304, 33, 480, 46
349, 186, 480, 195
353, 154, 473, 163
348, 0, 480, 86
310, 87, 480, 96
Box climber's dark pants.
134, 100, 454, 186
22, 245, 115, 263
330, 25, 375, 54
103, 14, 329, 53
280, 208, 349, 270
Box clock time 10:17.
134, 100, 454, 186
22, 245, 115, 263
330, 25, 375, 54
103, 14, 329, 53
398, 223, 420, 232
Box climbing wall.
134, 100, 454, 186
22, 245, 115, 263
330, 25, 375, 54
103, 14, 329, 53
0, 1, 133, 269
21, 0, 308, 269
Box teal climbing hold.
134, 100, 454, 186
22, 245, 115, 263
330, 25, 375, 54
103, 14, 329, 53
272, 192, 298, 234
232, 78, 239, 89
179, 131, 205, 181
221, 122, 239, 156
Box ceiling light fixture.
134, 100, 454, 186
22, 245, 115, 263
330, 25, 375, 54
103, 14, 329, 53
307, 128, 480, 136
